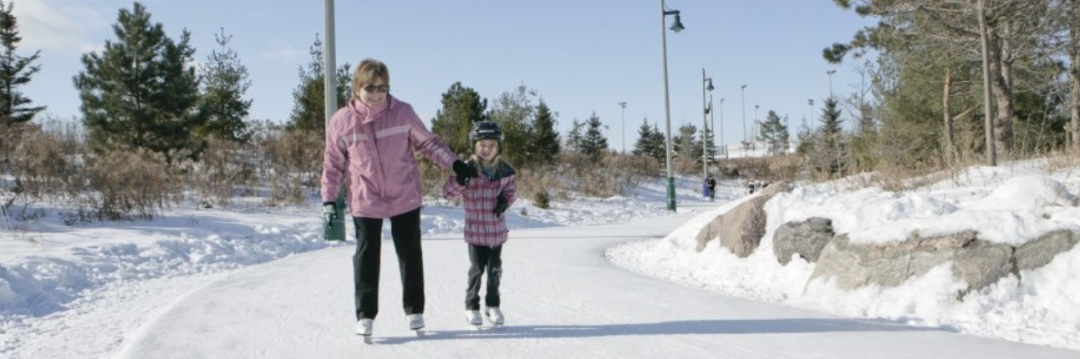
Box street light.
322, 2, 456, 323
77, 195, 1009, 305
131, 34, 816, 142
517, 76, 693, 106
701, 68, 713, 193
618, 102, 627, 154
808, 99, 815, 132
660, 0, 684, 211
740, 84, 747, 150
754, 104, 760, 150
827, 70, 837, 99
719, 97, 726, 158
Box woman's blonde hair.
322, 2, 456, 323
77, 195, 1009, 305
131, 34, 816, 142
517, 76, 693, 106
352, 58, 390, 96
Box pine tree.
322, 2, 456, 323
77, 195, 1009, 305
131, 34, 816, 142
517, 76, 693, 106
566, 118, 584, 153
74, 2, 204, 159
757, 110, 790, 155
0, 0, 44, 126
197, 27, 252, 143
488, 84, 536, 165
286, 34, 350, 134
816, 97, 846, 175
431, 82, 487, 156
648, 123, 666, 162
528, 99, 560, 166
632, 118, 654, 157
674, 124, 699, 163
579, 112, 608, 161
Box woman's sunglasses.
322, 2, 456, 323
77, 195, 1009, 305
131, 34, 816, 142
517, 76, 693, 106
363, 84, 390, 93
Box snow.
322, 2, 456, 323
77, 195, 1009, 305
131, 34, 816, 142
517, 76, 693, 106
2, 160, 1079, 358
607, 161, 1080, 350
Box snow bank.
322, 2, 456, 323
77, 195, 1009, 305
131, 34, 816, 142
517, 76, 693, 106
608, 163, 1080, 350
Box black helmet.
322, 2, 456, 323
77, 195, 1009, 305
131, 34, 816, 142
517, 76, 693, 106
470, 121, 503, 143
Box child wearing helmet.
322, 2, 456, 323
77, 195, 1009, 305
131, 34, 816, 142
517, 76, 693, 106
443, 121, 517, 328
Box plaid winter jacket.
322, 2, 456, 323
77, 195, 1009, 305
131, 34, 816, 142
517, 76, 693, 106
443, 157, 518, 247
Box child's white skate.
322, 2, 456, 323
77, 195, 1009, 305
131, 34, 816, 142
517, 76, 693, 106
355, 319, 374, 344
465, 309, 483, 330
407, 314, 426, 337
486, 307, 504, 327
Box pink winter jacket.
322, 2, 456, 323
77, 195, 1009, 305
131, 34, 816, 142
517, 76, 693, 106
322, 96, 457, 218
443, 158, 518, 247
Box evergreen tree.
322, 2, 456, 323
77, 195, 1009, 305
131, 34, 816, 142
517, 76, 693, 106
757, 110, 790, 155
488, 84, 536, 165
0, 0, 43, 126
431, 82, 487, 156
286, 34, 350, 134
566, 118, 584, 153
632, 118, 655, 157
579, 112, 608, 161
528, 99, 560, 166
74, 2, 204, 159
673, 123, 699, 163
815, 97, 846, 175
197, 27, 251, 143
649, 123, 666, 162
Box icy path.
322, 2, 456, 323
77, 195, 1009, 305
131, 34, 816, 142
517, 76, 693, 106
117, 202, 1076, 358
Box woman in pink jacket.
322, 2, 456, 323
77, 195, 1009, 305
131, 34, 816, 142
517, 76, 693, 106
321, 58, 471, 338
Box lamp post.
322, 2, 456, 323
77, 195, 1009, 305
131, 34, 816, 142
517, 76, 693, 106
827, 69, 837, 99
719, 97, 726, 158
322, 0, 346, 241
618, 102, 627, 154
753, 104, 760, 150
808, 99, 815, 132
701, 68, 713, 192
660, 0, 684, 211
740, 84, 747, 150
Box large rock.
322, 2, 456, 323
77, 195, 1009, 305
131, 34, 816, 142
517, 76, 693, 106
1015, 229, 1080, 271
810, 230, 1014, 293
694, 181, 790, 257
773, 217, 835, 265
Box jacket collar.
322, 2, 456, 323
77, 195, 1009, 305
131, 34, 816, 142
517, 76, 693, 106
349, 95, 398, 123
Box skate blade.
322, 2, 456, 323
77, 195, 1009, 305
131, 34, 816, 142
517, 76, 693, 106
362, 335, 374, 345
413, 329, 426, 337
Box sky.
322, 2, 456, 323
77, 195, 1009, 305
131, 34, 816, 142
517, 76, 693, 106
15, 0, 875, 152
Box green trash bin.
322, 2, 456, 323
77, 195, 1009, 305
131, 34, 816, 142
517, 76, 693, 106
323, 190, 347, 241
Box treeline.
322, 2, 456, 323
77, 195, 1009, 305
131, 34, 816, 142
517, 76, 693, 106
815, 0, 1080, 181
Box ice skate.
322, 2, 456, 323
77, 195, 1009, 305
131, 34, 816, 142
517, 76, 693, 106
407, 314, 426, 336
355, 319, 374, 344
486, 307, 504, 327
466, 309, 483, 330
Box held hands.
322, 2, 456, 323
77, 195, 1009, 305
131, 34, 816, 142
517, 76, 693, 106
322, 202, 337, 228
452, 160, 476, 186
494, 195, 508, 217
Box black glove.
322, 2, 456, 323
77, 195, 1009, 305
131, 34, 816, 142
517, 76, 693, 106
453, 160, 475, 186
322, 202, 337, 228
493, 195, 508, 217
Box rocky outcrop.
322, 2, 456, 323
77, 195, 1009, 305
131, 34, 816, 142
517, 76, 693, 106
810, 231, 1014, 294
1015, 229, 1080, 271
694, 181, 790, 257
773, 217, 835, 265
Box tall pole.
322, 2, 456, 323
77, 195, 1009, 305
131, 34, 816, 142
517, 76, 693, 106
740, 84, 747, 149
710, 94, 716, 161
619, 102, 627, 154
660, 0, 677, 211
701, 68, 709, 188
808, 99, 815, 132
719, 98, 726, 158
323, 0, 337, 130
753, 104, 759, 150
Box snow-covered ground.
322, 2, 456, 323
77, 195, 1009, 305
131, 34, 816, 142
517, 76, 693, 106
2, 160, 1079, 358
608, 159, 1080, 350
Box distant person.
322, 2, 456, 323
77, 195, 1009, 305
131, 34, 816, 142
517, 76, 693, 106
443, 121, 517, 328
321, 58, 473, 338
706, 176, 717, 201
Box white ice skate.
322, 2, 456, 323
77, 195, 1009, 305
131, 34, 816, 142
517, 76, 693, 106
466, 309, 483, 330
486, 307, 504, 327
407, 314, 426, 337
355, 319, 374, 344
